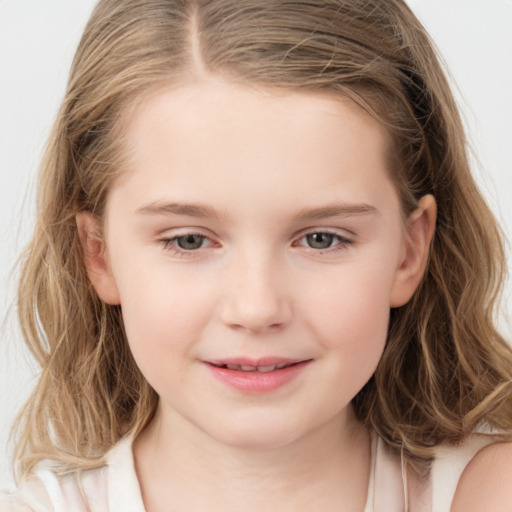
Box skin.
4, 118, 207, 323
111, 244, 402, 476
78, 78, 437, 511
451, 442, 512, 511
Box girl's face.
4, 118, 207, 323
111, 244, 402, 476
81, 79, 434, 450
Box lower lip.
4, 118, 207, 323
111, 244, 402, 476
205, 361, 310, 394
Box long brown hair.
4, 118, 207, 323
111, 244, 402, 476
14, 0, 512, 479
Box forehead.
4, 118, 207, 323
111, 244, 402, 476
123, 79, 389, 149
110, 79, 398, 218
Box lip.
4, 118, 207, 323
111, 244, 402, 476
204, 357, 312, 394
207, 357, 303, 367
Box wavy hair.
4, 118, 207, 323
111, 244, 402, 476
13, 0, 512, 479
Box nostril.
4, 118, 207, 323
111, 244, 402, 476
225, 321, 285, 334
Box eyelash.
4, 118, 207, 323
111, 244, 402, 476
160, 233, 213, 257
294, 231, 353, 254
159, 230, 353, 257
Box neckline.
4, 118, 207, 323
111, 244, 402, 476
108, 436, 147, 512
107, 433, 380, 512
362, 432, 377, 512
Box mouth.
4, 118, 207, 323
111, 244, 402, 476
208, 361, 301, 373
204, 358, 312, 393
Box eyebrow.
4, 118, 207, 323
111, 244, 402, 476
136, 201, 218, 219
136, 201, 378, 220
294, 203, 379, 220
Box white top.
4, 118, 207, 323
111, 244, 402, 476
0, 433, 495, 512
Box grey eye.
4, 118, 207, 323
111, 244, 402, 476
305, 233, 335, 249
176, 234, 206, 250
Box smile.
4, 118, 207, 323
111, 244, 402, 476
204, 358, 312, 394
209, 362, 295, 373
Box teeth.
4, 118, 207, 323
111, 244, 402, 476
257, 365, 276, 373
220, 363, 292, 372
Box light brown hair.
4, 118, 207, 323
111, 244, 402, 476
13, 0, 512, 479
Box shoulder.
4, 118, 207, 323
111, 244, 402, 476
0, 437, 138, 512
451, 441, 512, 512
0, 474, 52, 512
0, 490, 36, 512
0, 462, 109, 512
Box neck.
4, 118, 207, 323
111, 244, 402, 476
133, 405, 371, 512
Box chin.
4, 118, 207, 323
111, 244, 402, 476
203, 415, 313, 452
220, 432, 301, 452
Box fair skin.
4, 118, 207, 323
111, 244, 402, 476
78, 79, 437, 511
451, 441, 512, 511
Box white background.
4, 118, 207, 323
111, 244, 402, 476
0, 0, 511, 487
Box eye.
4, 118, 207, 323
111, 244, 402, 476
304, 232, 336, 249
175, 234, 207, 250
160, 233, 215, 255
296, 231, 353, 252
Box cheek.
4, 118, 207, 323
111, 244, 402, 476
110, 260, 217, 378
308, 263, 393, 337
302, 259, 396, 380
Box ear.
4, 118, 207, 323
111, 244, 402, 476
76, 212, 121, 305
389, 195, 437, 307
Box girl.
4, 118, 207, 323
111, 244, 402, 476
2, 0, 512, 510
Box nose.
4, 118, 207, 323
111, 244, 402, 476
219, 250, 293, 333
